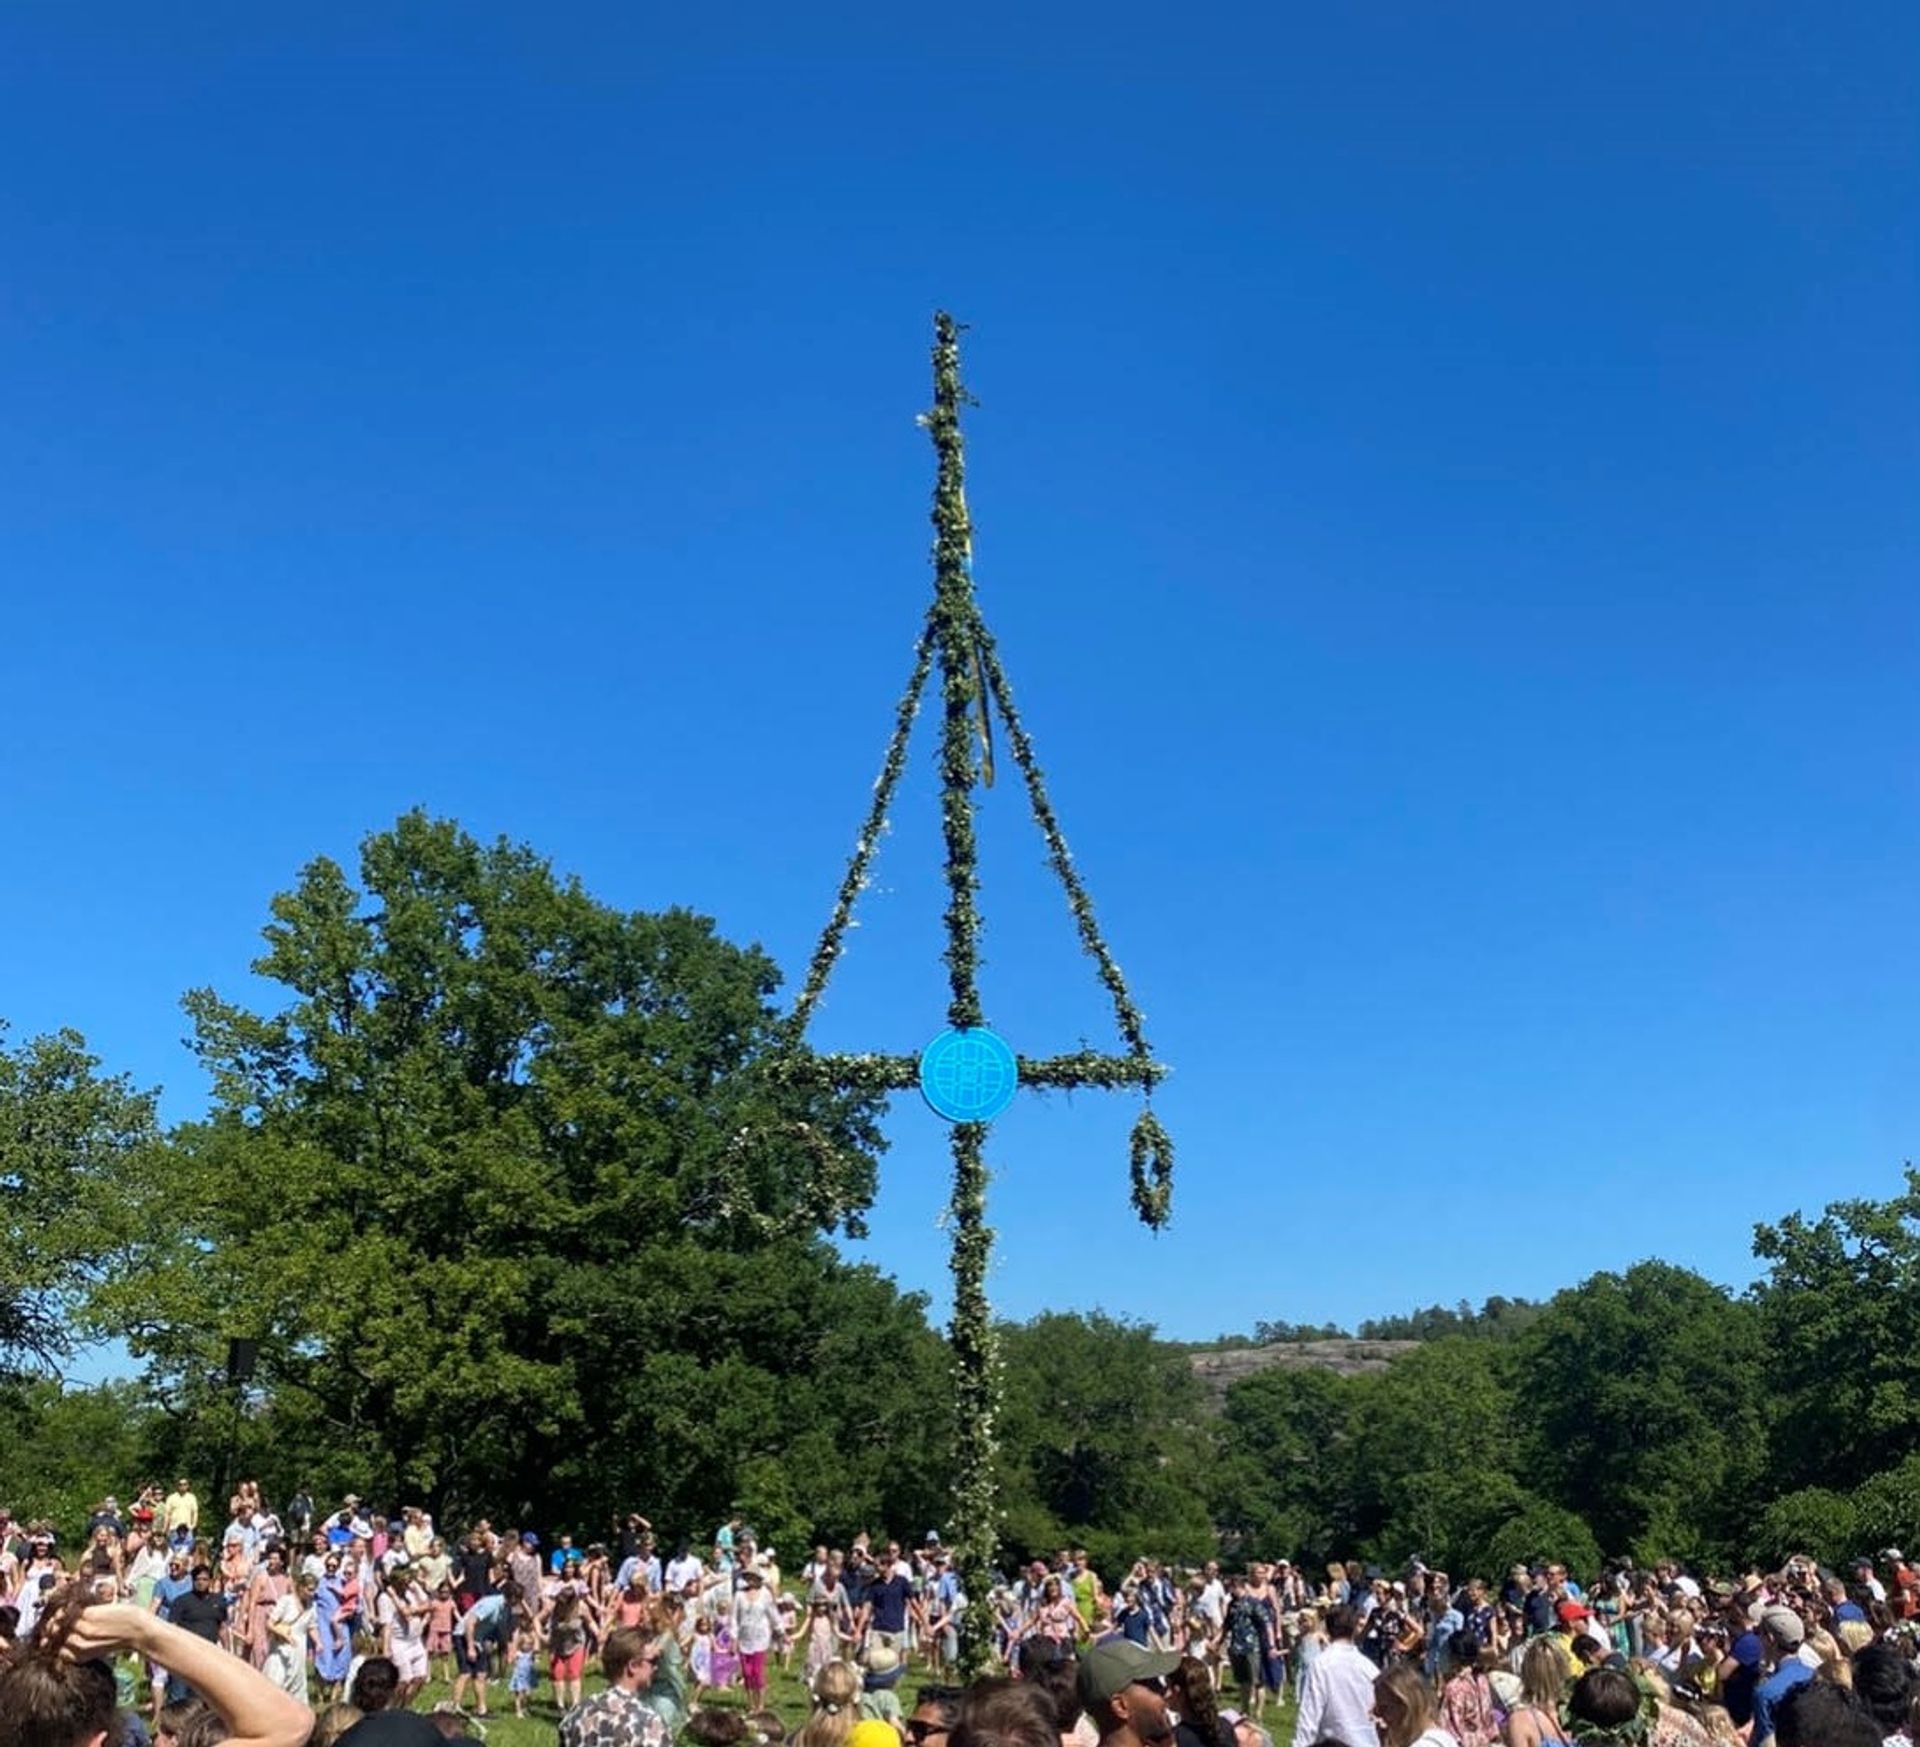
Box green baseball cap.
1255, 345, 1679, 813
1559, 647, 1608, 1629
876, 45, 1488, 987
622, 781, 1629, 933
1080, 1641, 1181, 1705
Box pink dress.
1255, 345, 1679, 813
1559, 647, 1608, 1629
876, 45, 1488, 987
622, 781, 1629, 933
427, 1598, 456, 1655
246, 1572, 291, 1668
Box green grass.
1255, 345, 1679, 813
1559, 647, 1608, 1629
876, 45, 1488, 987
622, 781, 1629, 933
397, 1662, 1303, 1747
399, 1654, 849, 1747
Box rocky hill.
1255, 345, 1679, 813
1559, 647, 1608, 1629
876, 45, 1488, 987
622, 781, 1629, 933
1187, 1338, 1419, 1403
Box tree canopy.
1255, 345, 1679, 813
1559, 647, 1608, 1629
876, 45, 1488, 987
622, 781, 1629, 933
92, 812, 927, 1527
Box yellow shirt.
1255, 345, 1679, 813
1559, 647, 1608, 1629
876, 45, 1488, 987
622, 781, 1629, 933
163, 1490, 199, 1534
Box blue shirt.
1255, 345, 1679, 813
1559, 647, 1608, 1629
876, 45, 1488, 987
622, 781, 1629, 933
1425, 1607, 1463, 1681
153, 1574, 193, 1619
1724, 1632, 1764, 1726
867, 1574, 911, 1634
1751, 1659, 1814, 1747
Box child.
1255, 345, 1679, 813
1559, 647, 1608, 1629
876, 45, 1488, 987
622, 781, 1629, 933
427, 1584, 457, 1685
859, 1643, 905, 1729
508, 1617, 538, 1718
708, 1617, 740, 1693
776, 1589, 800, 1672
804, 1599, 839, 1681
688, 1614, 716, 1704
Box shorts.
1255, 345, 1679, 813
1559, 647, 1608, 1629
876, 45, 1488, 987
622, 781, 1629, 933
551, 1648, 586, 1682
392, 1642, 429, 1683
456, 1638, 492, 1676
739, 1650, 767, 1689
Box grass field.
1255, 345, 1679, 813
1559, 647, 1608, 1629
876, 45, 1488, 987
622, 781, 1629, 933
388, 1659, 1302, 1747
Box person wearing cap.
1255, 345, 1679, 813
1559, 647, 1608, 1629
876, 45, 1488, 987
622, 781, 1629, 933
1549, 1602, 1592, 1675
1080, 1639, 1179, 1747
1292, 1604, 1378, 1747
1750, 1608, 1814, 1747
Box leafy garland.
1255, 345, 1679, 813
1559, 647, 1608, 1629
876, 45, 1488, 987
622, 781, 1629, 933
770, 312, 1174, 1673
783, 623, 935, 1041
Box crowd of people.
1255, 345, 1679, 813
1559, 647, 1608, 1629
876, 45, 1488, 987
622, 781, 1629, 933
2, 1476, 1918, 1747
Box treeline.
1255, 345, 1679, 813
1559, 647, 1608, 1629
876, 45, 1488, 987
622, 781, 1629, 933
1249, 1295, 1543, 1346
5, 812, 1920, 1583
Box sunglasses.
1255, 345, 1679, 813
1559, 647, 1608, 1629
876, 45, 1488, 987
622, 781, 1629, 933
907, 1727, 949, 1743
1132, 1677, 1168, 1696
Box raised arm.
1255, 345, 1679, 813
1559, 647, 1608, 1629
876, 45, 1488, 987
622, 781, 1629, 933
66, 1601, 310, 1747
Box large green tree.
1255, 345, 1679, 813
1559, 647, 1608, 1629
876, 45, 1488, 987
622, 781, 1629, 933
1516, 1261, 1763, 1562
1211, 1365, 1356, 1565
1343, 1340, 1528, 1571
1753, 1169, 1920, 1495
994, 1312, 1215, 1568
102, 812, 940, 1530
0, 1026, 160, 1374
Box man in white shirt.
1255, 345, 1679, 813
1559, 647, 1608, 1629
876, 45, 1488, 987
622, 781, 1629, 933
1292, 1604, 1379, 1747
1197, 1561, 1228, 1628
665, 1544, 703, 1593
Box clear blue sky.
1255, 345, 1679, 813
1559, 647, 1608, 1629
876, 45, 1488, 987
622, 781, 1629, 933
4, 2, 1916, 1344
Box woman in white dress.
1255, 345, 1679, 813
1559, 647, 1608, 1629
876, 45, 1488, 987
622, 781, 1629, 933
264, 1573, 320, 1699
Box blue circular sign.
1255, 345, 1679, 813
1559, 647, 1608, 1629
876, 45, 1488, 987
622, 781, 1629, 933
919, 1027, 1020, 1124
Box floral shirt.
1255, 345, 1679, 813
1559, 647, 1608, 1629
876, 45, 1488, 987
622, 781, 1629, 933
560, 1686, 669, 1747
1442, 1670, 1497, 1747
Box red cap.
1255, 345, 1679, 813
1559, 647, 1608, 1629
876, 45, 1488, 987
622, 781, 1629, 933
1556, 1601, 1591, 1623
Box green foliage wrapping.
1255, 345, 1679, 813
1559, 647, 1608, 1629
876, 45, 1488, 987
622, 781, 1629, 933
1129, 1110, 1174, 1230
776, 1052, 1167, 1096
785, 625, 936, 1041
974, 620, 1172, 1227
929, 314, 987, 1034
770, 1054, 923, 1094
972, 623, 1156, 1065
947, 1121, 999, 1678
1020, 1052, 1168, 1092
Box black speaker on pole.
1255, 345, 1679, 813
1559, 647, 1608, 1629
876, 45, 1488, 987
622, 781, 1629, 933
227, 1338, 258, 1383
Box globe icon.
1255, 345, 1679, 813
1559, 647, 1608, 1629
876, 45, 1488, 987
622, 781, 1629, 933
919, 1027, 1020, 1123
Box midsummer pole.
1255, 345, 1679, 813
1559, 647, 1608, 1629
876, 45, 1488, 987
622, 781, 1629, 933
774, 314, 1173, 1674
